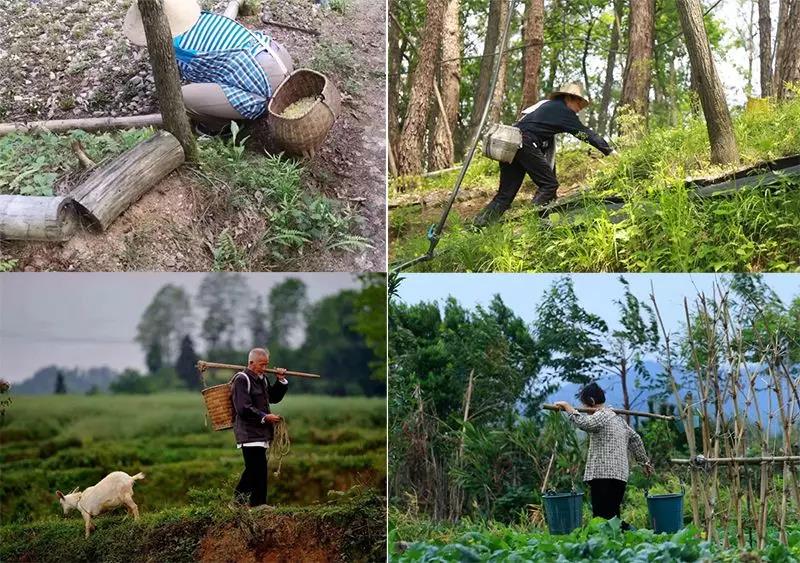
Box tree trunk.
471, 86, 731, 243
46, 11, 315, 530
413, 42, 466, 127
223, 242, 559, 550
466, 0, 504, 147
488, 0, 510, 125
620, 359, 631, 425
0, 195, 78, 241
597, 0, 622, 136
773, 0, 800, 99
388, 0, 402, 170
71, 130, 185, 230
758, 0, 773, 97
396, 0, 447, 175
137, 0, 197, 161
581, 18, 597, 129
676, 0, 739, 164
430, 0, 461, 169
520, 0, 545, 111
620, 0, 655, 123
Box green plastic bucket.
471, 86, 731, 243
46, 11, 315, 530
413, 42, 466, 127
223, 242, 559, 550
646, 490, 684, 534
542, 492, 583, 534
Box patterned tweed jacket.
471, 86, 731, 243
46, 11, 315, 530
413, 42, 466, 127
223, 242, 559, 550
567, 406, 650, 482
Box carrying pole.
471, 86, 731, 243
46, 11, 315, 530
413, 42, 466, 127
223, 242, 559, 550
391, 0, 517, 272
543, 403, 676, 421
196, 360, 322, 379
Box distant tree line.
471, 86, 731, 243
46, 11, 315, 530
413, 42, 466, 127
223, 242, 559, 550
109, 274, 386, 397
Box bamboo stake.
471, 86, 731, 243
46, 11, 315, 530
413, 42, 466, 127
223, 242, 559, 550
542, 404, 676, 420
670, 456, 800, 464
651, 284, 701, 528
0, 114, 163, 137
541, 441, 558, 494
196, 360, 321, 379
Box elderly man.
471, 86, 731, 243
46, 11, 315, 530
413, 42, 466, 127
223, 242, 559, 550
231, 347, 288, 508
123, 0, 293, 134
473, 82, 616, 227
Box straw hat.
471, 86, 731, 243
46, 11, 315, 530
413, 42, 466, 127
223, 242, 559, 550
123, 0, 201, 46
548, 82, 590, 109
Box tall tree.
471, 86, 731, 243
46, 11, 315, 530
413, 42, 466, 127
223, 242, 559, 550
136, 284, 193, 367
757, 0, 773, 97
267, 278, 308, 349
676, 0, 740, 164
773, 0, 800, 99
598, 0, 623, 136
396, 0, 448, 175
601, 277, 659, 423
175, 335, 200, 390
197, 273, 251, 351
467, 0, 506, 147
388, 0, 403, 171
54, 371, 67, 395
429, 0, 461, 169
488, 0, 511, 125
136, 0, 197, 160
520, 0, 545, 110
248, 295, 269, 347
145, 340, 164, 374
620, 0, 655, 126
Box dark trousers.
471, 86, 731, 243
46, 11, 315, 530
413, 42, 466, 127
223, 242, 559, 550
234, 446, 268, 506
589, 478, 627, 521
490, 133, 559, 209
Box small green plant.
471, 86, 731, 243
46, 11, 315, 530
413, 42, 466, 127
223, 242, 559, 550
212, 229, 248, 271
329, 0, 351, 14
0, 259, 17, 272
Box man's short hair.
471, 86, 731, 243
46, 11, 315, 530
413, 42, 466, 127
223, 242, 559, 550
576, 382, 605, 406
248, 348, 270, 364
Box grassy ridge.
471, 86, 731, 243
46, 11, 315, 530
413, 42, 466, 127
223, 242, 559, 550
1, 393, 386, 523
1, 487, 385, 563
390, 97, 800, 272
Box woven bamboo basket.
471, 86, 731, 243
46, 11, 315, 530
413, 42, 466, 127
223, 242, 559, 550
267, 69, 342, 158
201, 374, 238, 431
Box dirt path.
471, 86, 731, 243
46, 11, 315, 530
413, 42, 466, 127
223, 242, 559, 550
0, 0, 386, 272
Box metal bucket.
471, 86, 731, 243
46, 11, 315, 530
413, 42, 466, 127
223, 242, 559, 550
482, 123, 522, 163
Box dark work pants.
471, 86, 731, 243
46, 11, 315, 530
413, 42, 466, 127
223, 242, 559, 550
234, 446, 268, 506
589, 478, 627, 521
490, 133, 559, 209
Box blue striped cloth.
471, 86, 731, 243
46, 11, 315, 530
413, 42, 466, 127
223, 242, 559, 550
173, 11, 274, 119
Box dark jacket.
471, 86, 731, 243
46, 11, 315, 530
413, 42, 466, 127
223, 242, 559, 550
515, 98, 613, 156
231, 369, 288, 444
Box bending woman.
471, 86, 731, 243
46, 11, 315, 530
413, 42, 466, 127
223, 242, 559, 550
123, 0, 293, 133
554, 382, 653, 529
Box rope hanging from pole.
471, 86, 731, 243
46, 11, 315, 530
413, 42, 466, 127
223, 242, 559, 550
270, 419, 291, 477
391, 0, 518, 272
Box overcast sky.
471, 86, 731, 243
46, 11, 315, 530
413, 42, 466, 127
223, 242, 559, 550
396, 273, 800, 336
0, 273, 359, 382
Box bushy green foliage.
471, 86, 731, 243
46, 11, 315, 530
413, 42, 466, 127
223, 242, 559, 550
0, 393, 386, 523
389, 513, 800, 562
391, 98, 800, 272
0, 129, 151, 196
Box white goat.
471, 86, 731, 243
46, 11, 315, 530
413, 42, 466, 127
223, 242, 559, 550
56, 471, 145, 538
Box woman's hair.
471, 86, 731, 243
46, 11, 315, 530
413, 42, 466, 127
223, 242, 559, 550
577, 382, 605, 406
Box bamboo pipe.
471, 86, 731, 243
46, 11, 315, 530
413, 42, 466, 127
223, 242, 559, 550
671, 456, 800, 465
542, 403, 676, 421
196, 360, 321, 379
0, 114, 163, 137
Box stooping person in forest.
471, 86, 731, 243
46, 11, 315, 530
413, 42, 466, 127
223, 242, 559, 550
123, 0, 293, 134
554, 382, 653, 530
473, 83, 616, 227
231, 347, 289, 508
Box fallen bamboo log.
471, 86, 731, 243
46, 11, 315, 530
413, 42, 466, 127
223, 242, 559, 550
70, 130, 184, 231
0, 114, 163, 137
223, 0, 240, 19
671, 456, 800, 465
0, 195, 79, 241
542, 403, 676, 421
196, 360, 321, 379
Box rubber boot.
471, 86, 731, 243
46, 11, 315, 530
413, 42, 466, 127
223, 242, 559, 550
472, 201, 508, 228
